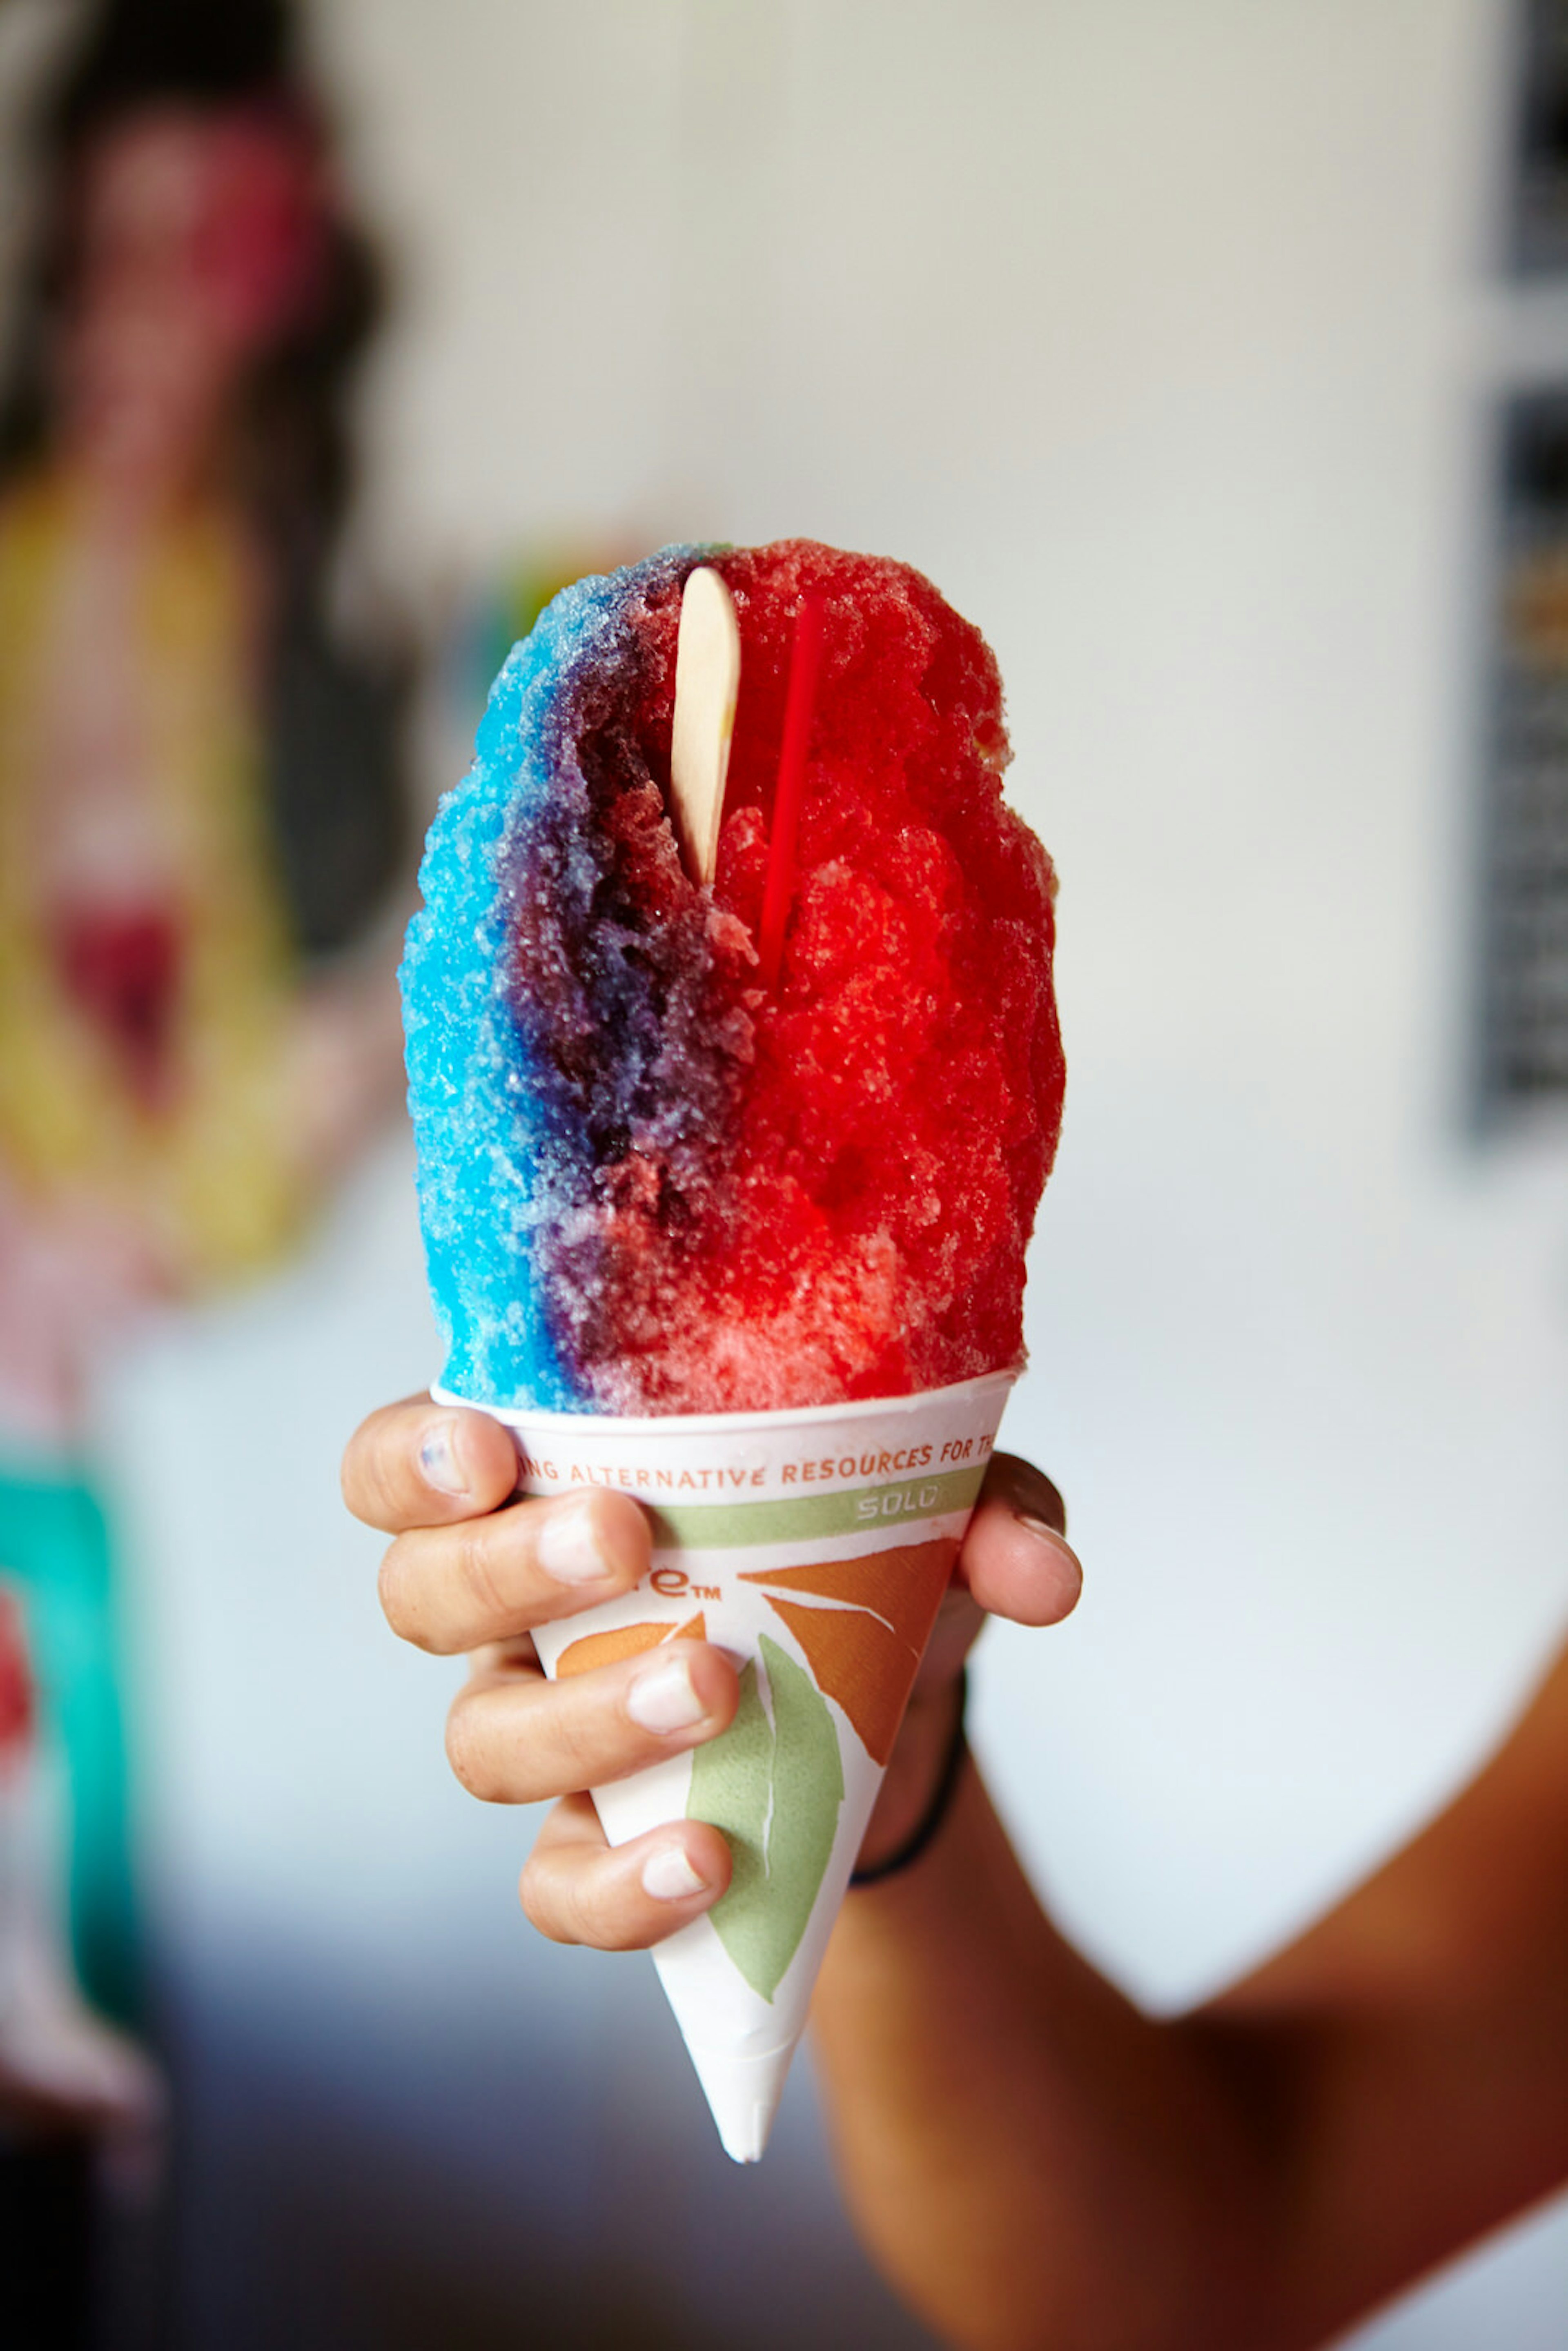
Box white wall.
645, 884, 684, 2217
68, 0, 1568, 2341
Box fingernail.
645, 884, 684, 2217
535, 1497, 617, 1587
419, 1421, 468, 1498
626, 1655, 707, 1734
1015, 1514, 1081, 1570
641, 1843, 709, 1902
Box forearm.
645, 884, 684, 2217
811, 1756, 1277, 2351
352, 1374, 1568, 2351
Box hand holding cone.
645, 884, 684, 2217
462, 1370, 1016, 2161
397, 539, 1063, 2160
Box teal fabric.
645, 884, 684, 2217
0, 1469, 140, 2027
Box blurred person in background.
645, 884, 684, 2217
343, 1400, 1568, 2351
0, 0, 408, 2328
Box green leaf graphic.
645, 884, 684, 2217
687, 1635, 845, 2001
756, 1638, 846, 1985
688, 1659, 772, 1924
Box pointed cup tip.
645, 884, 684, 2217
685, 2037, 798, 2165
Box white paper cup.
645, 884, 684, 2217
434, 1367, 1018, 2162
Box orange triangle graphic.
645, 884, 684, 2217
740, 1539, 957, 1654
557, 1611, 707, 1680
760, 1597, 914, 1767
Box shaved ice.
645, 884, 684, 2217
401, 539, 1063, 1415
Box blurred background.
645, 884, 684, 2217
1, 0, 1566, 2343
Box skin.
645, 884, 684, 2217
343, 1398, 1568, 2351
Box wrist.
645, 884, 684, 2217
852, 1670, 968, 1881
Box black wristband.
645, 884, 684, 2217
849, 1670, 969, 1888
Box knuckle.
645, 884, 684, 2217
376, 1540, 427, 1646
563, 1866, 639, 1953
454, 1516, 512, 1629
341, 1424, 390, 1525
443, 1692, 501, 1802
519, 1854, 577, 1944
548, 1694, 608, 1786
372, 1420, 419, 1522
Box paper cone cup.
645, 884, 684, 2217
433, 1369, 1018, 2163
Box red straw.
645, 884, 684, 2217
757, 593, 826, 994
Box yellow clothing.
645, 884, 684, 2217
0, 473, 304, 1289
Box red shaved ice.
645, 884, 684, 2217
403, 539, 1063, 1415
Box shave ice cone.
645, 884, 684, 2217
400, 542, 1066, 2168
447, 1371, 1016, 2161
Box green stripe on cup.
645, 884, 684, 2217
640, 1464, 988, 1551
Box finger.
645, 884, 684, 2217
912, 1583, 987, 1694
342, 1395, 519, 1532
978, 1452, 1067, 1534
958, 1452, 1082, 1628
380, 1488, 652, 1653
521, 1794, 732, 1950
468, 1633, 539, 1676
444, 1639, 739, 1806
